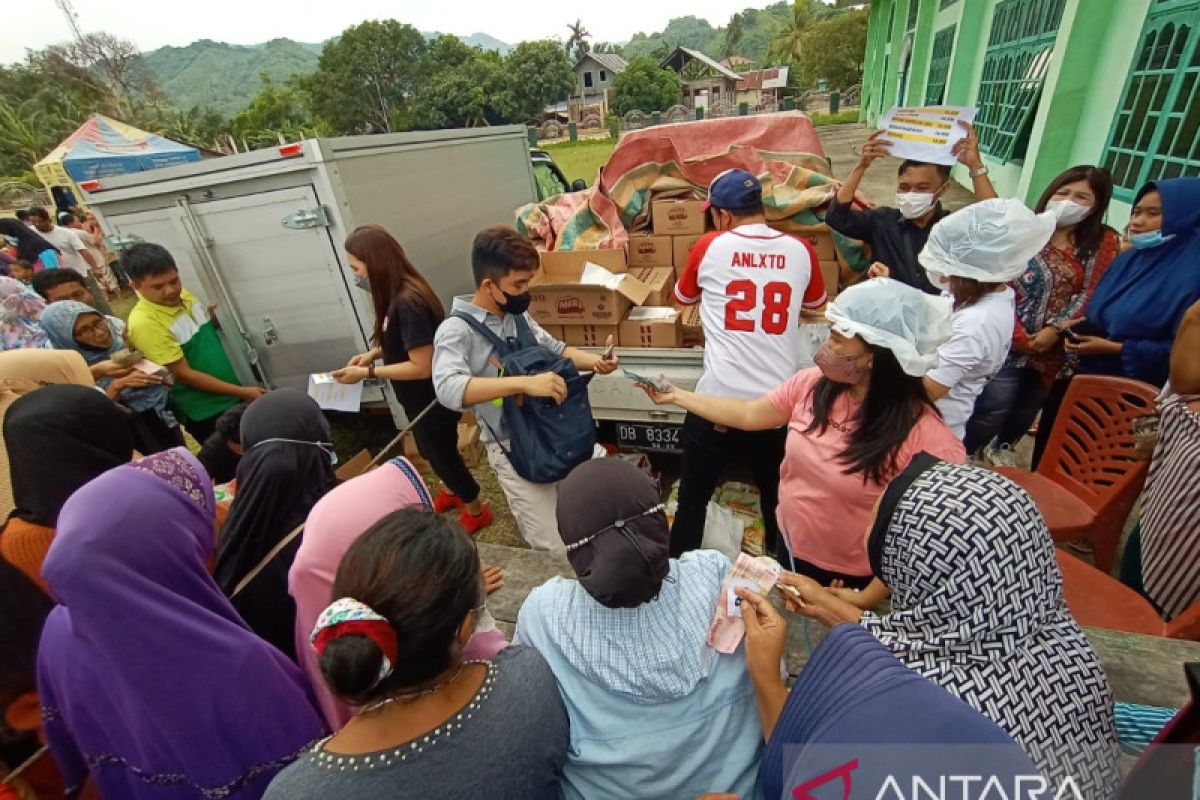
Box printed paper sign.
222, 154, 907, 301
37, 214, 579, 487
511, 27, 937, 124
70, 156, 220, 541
879, 105, 979, 165
307, 372, 363, 413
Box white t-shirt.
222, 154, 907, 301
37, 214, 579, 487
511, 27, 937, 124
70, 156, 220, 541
39, 225, 89, 275
674, 223, 827, 399
928, 287, 1016, 439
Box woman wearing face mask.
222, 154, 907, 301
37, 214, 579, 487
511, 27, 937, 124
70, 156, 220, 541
1034, 177, 1200, 464
214, 388, 340, 658
641, 278, 965, 587
331, 225, 491, 535
918, 199, 1057, 442
964, 167, 1119, 462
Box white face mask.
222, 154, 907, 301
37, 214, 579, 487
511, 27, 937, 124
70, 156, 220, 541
1046, 198, 1092, 227
896, 192, 937, 220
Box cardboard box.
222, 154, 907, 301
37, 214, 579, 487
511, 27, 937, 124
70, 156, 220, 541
652, 198, 707, 236
538, 246, 627, 275
818, 259, 840, 300
619, 307, 683, 348
538, 324, 565, 341
789, 224, 837, 261
562, 324, 620, 348
529, 256, 652, 325
629, 266, 675, 307
335, 449, 373, 481
673, 234, 705, 277
457, 422, 481, 468
675, 303, 705, 347
626, 234, 673, 267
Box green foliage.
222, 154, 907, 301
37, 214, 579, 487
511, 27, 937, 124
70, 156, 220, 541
504, 41, 575, 122
612, 57, 682, 115
302, 20, 428, 134
142, 39, 322, 117
411, 48, 511, 129
541, 138, 617, 186
230, 74, 316, 148
790, 9, 870, 90
623, 3, 794, 63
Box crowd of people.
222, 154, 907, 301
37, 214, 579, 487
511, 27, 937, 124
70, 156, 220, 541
0, 132, 1198, 799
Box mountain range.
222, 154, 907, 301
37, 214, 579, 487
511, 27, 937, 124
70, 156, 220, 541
142, 32, 512, 116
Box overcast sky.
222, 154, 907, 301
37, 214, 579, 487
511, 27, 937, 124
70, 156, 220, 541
4, 0, 789, 57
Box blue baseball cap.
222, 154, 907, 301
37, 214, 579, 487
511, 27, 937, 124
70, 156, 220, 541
703, 169, 763, 213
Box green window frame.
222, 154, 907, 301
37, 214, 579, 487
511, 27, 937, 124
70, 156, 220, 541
925, 25, 957, 105
1101, 0, 1200, 200
973, 0, 1066, 162
906, 0, 919, 32
940, 0, 959, 8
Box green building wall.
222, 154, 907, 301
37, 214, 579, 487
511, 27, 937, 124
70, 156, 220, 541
857, 0, 1160, 228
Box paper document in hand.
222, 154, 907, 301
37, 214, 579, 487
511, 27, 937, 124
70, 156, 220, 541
307, 372, 363, 413
708, 553, 781, 653
880, 105, 978, 165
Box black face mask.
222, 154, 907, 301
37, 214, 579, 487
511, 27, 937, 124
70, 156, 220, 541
492, 284, 531, 315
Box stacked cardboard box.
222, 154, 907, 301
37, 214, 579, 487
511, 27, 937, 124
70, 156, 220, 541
769, 222, 840, 299
619, 307, 683, 349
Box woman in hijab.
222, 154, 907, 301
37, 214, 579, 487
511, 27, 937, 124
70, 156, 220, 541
41, 300, 183, 453
735, 621, 1037, 800
0, 219, 57, 270
0, 349, 94, 519
215, 389, 339, 658
515, 458, 762, 800
0, 277, 49, 352
289, 457, 506, 730
784, 457, 1119, 798
37, 447, 326, 799
1, 383, 135, 592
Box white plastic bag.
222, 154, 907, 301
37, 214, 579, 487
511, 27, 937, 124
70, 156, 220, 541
701, 501, 744, 562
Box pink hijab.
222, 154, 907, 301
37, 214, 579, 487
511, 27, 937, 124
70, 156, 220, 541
289, 457, 505, 729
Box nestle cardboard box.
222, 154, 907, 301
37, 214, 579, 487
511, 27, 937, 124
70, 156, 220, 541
627, 235, 673, 267
619, 307, 683, 348
672, 234, 706, 278
789, 224, 837, 261
562, 324, 619, 348
629, 266, 675, 307
652, 199, 707, 236
529, 253, 651, 325
674, 302, 705, 347
818, 259, 840, 300
538, 246, 627, 275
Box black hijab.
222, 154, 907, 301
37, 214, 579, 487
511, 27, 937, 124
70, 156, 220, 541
4, 384, 135, 527
214, 389, 337, 657
0, 219, 57, 264
555, 458, 671, 608
0, 555, 54, 706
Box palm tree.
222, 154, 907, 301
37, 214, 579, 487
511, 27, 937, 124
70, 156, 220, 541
771, 0, 817, 63
724, 13, 745, 60
566, 19, 591, 62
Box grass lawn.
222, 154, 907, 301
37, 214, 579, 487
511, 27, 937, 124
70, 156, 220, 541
540, 138, 617, 187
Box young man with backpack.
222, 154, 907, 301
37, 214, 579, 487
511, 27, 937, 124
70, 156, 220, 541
433, 225, 619, 550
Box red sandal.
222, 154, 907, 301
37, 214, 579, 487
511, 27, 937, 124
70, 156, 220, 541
432, 487, 464, 514
459, 504, 493, 536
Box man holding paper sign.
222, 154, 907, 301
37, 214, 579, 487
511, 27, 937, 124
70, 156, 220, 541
826, 112, 996, 295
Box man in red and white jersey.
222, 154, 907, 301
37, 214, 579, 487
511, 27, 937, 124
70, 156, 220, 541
671, 168, 827, 556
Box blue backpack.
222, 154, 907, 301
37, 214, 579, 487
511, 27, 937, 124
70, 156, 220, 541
451, 312, 595, 484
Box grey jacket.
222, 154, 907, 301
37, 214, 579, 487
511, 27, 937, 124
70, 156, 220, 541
432, 296, 566, 443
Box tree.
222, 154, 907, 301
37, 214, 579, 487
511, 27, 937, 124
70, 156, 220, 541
592, 42, 626, 57
611, 57, 682, 115
566, 19, 591, 62
724, 13, 745, 59
504, 40, 575, 122
230, 74, 314, 148
792, 9, 870, 90
771, 1, 820, 62
46, 32, 162, 103
411, 51, 511, 129
303, 20, 427, 134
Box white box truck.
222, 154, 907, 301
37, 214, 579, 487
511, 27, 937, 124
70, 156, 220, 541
83, 123, 826, 448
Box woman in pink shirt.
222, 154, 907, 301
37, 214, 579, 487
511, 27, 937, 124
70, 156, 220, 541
642, 278, 966, 587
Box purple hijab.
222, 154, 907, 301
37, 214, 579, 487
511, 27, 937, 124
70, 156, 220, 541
37, 448, 326, 799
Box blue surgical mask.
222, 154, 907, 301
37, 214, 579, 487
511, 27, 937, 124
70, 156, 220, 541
252, 437, 338, 466
1129, 230, 1174, 250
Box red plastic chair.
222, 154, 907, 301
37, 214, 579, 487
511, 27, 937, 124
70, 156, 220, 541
1056, 549, 1200, 639
995, 375, 1158, 574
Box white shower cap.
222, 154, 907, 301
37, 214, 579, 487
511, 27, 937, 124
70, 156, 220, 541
919, 197, 1056, 284
825, 278, 953, 376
